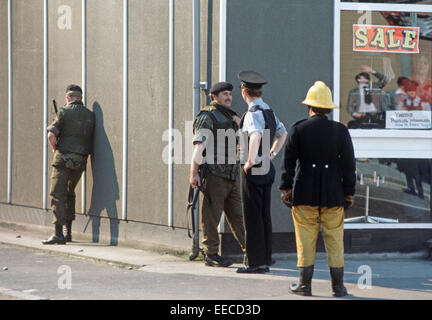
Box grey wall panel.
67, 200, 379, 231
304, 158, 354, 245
48, 0, 83, 211
210, 0, 220, 89
168, 0, 222, 229
172, 0, 194, 228
86, 0, 123, 223
200, 0, 220, 107
0, 0, 8, 203
226, 0, 334, 232
11, 0, 44, 207
127, 0, 169, 224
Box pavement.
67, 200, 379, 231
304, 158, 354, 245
0, 224, 432, 300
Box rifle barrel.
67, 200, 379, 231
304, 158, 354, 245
52, 99, 58, 114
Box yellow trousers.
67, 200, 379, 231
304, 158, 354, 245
292, 206, 344, 268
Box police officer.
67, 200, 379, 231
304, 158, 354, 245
279, 81, 356, 297
190, 81, 246, 267
42, 85, 95, 245
236, 71, 287, 274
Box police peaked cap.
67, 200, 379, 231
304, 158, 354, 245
209, 82, 233, 95
66, 84, 83, 94
238, 70, 267, 89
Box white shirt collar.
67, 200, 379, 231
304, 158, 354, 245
248, 98, 267, 110
248, 98, 264, 109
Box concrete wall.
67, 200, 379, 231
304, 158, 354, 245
171, 0, 193, 229
127, 0, 169, 224
11, 0, 44, 208
128, 0, 220, 227
0, 0, 222, 226
171, 0, 222, 228
225, 0, 334, 233
48, 0, 83, 211
86, 0, 124, 241
0, 0, 8, 203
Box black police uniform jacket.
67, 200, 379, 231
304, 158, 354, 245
279, 114, 356, 207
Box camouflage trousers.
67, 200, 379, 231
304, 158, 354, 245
49, 165, 84, 225
200, 173, 246, 256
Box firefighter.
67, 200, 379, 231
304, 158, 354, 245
280, 81, 356, 297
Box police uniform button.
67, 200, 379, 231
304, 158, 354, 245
312, 164, 316, 168
325, 165, 329, 168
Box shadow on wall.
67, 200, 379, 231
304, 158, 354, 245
87, 102, 120, 246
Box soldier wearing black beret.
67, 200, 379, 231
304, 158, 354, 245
42, 85, 95, 245
189, 81, 246, 267
209, 81, 233, 95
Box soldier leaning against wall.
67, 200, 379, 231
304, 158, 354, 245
42, 85, 95, 245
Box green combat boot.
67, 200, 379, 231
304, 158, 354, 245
289, 265, 314, 296
330, 267, 348, 297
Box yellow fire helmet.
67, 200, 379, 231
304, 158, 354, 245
302, 81, 338, 109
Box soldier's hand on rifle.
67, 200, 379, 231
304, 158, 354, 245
280, 189, 293, 208
190, 172, 201, 189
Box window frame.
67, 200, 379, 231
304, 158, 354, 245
334, 0, 432, 228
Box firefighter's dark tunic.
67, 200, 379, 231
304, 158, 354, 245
279, 114, 356, 206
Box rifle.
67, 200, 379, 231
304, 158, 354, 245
52, 99, 58, 115
186, 163, 211, 261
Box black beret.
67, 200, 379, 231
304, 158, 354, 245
238, 70, 267, 89
66, 84, 83, 93
209, 81, 233, 95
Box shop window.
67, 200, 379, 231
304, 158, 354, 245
340, 9, 432, 130
346, 158, 432, 223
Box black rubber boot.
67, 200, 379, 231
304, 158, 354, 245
330, 267, 348, 297
204, 254, 233, 267
42, 224, 66, 245
64, 221, 72, 242
289, 265, 314, 296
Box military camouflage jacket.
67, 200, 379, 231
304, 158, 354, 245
193, 101, 240, 181
47, 100, 95, 170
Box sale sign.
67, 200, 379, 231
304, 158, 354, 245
353, 24, 420, 54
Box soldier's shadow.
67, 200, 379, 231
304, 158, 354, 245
87, 101, 120, 246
